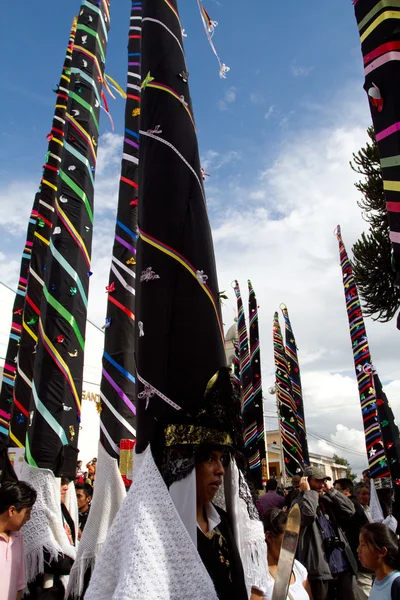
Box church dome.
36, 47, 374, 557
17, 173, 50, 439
225, 318, 238, 342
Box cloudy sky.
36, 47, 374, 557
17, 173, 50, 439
0, 0, 399, 474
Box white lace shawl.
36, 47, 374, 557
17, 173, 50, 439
68, 442, 126, 597
85, 445, 219, 600
20, 463, 77, 586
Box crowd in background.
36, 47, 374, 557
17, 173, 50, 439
2, 461, 400, 599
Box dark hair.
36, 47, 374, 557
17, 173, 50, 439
336, 478, 354, 494
266, 478, 278, 492
362, 469, 370, 478
263, 508, 288, 537
355, 482, 370, 494
75, 483, 93, 498
361, 523, 400, 570
0, 481, 37, 513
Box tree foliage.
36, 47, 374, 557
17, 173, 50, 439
332, 454, 357, 482
350, 127, 400, 322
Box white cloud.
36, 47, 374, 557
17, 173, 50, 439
291, 63, 314, 77
218, 86, 237, 111
250, 92, 265, 105
0, 81, 398, 476
210, 82, 400, 473
264, 105, 275, 120
201, 149, 241, 172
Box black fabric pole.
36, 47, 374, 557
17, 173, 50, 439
99, 2, 140, 459
135, 0, 226, 453
280, 304, 309, 465
26, 0, 111, 479
353, 2, 400, 300
233, 280, 262, 488
0, 20, 78, 448
247, 280, 266, 489
273, 311, 304, 479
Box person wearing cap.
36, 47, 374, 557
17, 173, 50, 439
335, 479, 373, 600
293, 466, 357, 600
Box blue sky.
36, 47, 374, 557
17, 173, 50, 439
1, 0, 399, 471
0, 0, 359, 186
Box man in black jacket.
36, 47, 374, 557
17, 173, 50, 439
294, 467, 357, 600
335, 478, 373, 600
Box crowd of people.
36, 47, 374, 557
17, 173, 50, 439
257, 466, 400, 600
1, 457, 400, 599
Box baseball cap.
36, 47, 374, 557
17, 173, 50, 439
305, 466, 331, 481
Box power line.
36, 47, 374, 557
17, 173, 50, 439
0, 279, 105, 334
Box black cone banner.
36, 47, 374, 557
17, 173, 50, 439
26, 1, 111, 478
336, 225, 389, 479
135, 0, 226, 452
234, 280, 259, 482
246, 280, 265, 488
0, 21, 78, 447
280, 304, 309, 465
353, 2, 400, 287
273, 312, 304, 478
99, 2, 140, 458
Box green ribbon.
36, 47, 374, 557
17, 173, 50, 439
68, 91, 99, 132
43, 284, 85, 350
76, 24, 105, 63
358, 0, 400, 31
59, 170, 94, 224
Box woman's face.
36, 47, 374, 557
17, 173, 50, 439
357, 533, 380, 571
265, 531, 283, 563
195, 450, 225, 505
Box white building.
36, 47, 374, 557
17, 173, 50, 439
265, 429, 347, 484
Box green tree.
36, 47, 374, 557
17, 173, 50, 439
332, 454, 357, 482
350, 127, 400, 321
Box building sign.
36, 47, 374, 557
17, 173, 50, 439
82, 389, 100, 403
82, 389, 102, 413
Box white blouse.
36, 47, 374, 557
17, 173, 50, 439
263, 559, 310, 600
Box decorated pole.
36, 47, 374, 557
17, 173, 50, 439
20, 1, 111, 585
280, 304, 309, 465
234, 280, 262, 486
0, 18, 78, 447
247, 280, 265, 488
335, 225, 390, 480
24, 0, 111, 475
68, 4, 141, 594
273, 312, 304, 479
353, 2, 400, 307
84, 1, 269, 597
